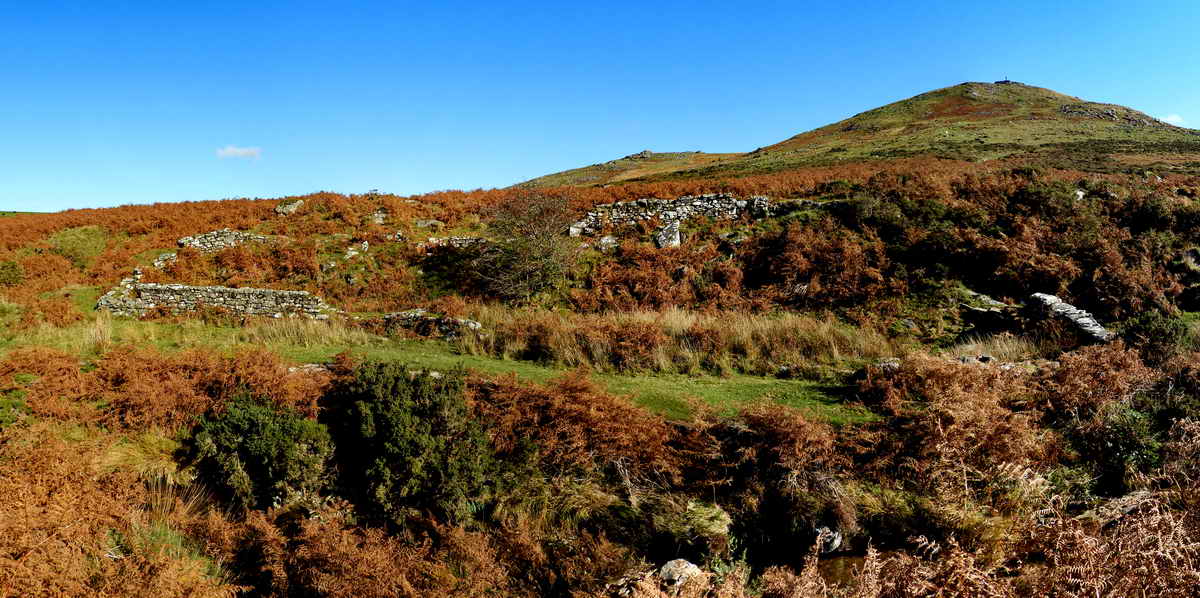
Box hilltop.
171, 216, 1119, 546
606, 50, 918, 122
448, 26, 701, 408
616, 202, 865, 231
524, 81, 1200, 186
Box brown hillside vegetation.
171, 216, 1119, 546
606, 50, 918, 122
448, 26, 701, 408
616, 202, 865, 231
7, 144, 1200, 595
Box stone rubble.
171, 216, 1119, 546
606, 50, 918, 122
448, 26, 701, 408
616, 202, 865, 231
417, 237, 489, 254
367, 308, 483, 340
371, 208, 388, 225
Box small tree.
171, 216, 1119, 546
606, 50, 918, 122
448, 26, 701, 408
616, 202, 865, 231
472, 191, 581, 304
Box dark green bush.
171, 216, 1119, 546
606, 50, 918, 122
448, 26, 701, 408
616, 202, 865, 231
322, 361, 496, 523
0, 260, 22, 286
1067, 403, 1161, 496
1122, 310, 1191, 365
189, 395, 332, 511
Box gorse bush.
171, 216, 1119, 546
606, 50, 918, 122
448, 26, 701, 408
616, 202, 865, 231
189, 395, 332, 511
1122, 309, 1192, 365
323, 361, 497, 523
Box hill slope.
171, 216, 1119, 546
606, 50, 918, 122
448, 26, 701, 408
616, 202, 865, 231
523, 81, 1200, 185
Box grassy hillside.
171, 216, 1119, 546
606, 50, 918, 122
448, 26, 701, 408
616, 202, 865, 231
520, 150, 740, 187
8, 89, 1200, 595
524, 81, 1200, 186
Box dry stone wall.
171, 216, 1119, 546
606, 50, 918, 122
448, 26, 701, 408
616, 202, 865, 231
154, 228, 274, 268
569, 194, 772, 237
178, 228, 271, 251
97, 270, 335, 319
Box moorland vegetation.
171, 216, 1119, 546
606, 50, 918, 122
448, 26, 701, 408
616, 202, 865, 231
5, 83, 1200, 596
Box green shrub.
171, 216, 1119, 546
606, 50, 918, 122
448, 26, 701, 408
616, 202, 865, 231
322, 361, 496, 523
1122, 310, 1191, 365
0, 390, 31, 429
1067, 403, 1161, 496
189, 395, 332, 511
0, 260, 22, 286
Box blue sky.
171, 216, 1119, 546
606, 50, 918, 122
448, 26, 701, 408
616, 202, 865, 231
3, 1, 1198, 211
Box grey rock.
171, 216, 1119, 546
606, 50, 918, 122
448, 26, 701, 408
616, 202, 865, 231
275, 199, 304, 215
815, 526, 843, 553
597, 235, 619, 251
97, 278, 337, 319
658, 559, 702, 588
568, 193, 774, 238
372, 208, 388, 225
177, 228, 271, 252
152, 252, 178, 269
414, 219, 445, 230
653, 221, 681, 248
1028, 293, 1115, 343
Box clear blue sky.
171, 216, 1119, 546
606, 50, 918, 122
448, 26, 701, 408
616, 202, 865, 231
3, 1, 1198, 211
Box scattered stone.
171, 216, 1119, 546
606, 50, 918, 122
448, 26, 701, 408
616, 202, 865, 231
596, 235, 619, 251
344, 241, 369, 260
658, 559, 702, 588
152, 252, 178, 269
417, 237, 488, 254
653, 220, 681, 248
275, 199, 304, 215
1075, 189, 1087, 201
372, 208, 388, 225
414, 219, 445, 230
1028, 293, 1115, 343
367, 308, 483, 340
288, 363, 332, 375
385, 231, 406, 242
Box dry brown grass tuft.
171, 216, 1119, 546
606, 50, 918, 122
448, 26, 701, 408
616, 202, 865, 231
458, 306, 899, 375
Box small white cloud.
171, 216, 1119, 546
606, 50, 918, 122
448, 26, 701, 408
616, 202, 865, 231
216, 145, 262, 159
1162, 114, 1186, 125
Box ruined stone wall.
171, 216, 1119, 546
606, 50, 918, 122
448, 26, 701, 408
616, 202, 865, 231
569, 194, 771, 237
97, 271, 335, 319
178, 228, 271, 251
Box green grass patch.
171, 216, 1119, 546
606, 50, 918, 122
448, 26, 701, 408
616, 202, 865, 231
48, 225, 108, 270
0, 317, 871, 424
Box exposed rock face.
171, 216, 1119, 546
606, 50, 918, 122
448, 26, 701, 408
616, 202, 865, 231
177, 228, 271, 252
1028, 293, 1115, 343
569, 193, 771, 237
372, 208, 388, 225
97, 270, 335, 319
275, 199, 304, 215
